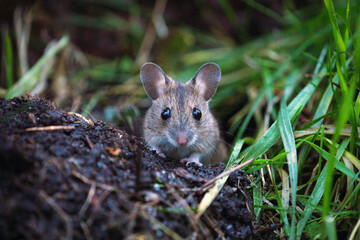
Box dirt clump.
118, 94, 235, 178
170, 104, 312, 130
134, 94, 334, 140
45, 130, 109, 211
0, 96, 278, 239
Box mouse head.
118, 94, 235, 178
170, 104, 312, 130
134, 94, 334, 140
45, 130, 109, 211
140, 62, 221, 156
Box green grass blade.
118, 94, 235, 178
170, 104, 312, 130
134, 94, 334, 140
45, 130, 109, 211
81, 91, 104, 117
323, 63, 357, 219
349, 14, 360, 153
300, 139, 355, 178
272, 165, 290, 234
298, 66, 336, 172
296, 164, 328, 239
325, 216, 338, 240
323, 137, 360, 171
322, 1, 358, 221
278, 69, 300, 239
300, 46, 330, 128
244, 0, 285, 24
312, 87, 335, 127
253, 180, 262, 221
239, 52, 326, 163
4, 31, 14, 89
335, 178, 360, 219
5, 35, 69, 99
232, 89, 265, 141
343, 0, 350, 47
335, 60, 348, 94
353, 91, 360, 154
355, 93, 360, 121
278, 100, 298, 239
323, 0, 346, 67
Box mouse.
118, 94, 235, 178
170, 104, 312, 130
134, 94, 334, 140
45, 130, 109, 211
140, 62, 227, 166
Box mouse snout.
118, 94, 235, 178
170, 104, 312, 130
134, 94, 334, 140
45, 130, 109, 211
176, 132, 188, 146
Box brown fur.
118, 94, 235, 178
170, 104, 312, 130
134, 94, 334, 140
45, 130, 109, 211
142, 63, 227, 164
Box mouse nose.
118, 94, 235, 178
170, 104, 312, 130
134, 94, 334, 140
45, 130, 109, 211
176, 133, 188, 146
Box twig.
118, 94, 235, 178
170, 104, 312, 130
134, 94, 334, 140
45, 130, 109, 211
85, 135, 94, 149
26, 125, 75, 131
79, 183, 96, 216
70, 96, 82, 113
69, 157, 81, 170
71, 170, 116, 191
39, 190, 73, 240
67, 112, 94, 126
139, 207, 185, 240
203, 213, 225, 240
330, 81, 360, 92
127, 202, 140, 234
87, 190, 112, 226
174, 168, 207, 183
238, 179, 255, 219
200, 158, 255, 190
349, 218, 360, 240
167, 185, 203, 236
80, 221, 93, 240
178, 187, 203, 192
294, 125, 360, 138
304, 72, 328, 78
141, 190, 176, 208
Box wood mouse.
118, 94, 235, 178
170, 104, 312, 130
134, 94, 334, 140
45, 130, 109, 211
140, 62, 227, 166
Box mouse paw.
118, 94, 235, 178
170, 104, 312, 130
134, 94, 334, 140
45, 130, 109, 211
180, 153, 203, 167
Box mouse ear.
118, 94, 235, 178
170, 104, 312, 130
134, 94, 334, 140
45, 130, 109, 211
188, 62, 221, 101
140, 62, 172, 100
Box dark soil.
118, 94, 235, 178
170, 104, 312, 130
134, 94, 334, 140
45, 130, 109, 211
0, 96, 279, 239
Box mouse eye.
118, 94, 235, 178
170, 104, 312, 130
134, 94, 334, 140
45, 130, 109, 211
161, 108, 171, 120
192, 108, 202, 120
